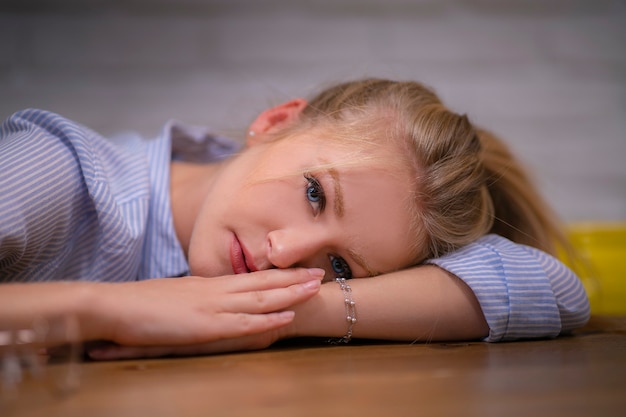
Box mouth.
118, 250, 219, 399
230, 234, 257, 274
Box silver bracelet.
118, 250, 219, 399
329, 277, 356, 344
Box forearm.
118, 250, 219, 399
0, 281, 106, 341
289, 265, 489, 342
1, 269, 325, 351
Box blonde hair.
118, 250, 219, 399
290, 78, 567, 262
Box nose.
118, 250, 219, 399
267, 228, 331, 270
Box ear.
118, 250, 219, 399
246, 98, 307, 146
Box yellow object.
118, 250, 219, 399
564, 222, 626, 315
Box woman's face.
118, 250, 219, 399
187, 132, 419, 281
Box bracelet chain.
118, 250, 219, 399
328, 277, 356, 344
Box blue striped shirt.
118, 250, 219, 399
0, 109, 589, 341
0, 109, 237, 282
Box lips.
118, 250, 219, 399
230, 234, 258, 274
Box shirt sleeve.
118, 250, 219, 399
426, 234, 590, 342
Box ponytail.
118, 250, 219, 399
478, 128, 568, 256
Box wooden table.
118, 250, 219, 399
2, 316, 625, 417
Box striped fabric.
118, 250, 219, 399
427, 234, 590, 342
0, 109, 236, 282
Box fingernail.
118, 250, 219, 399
303, 279, 321, 290
278, 311, 295, 320
307, 268, 325, 278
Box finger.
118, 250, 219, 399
179, 309, 296, 343
88, 334, 276, 360
127, 310, 294, 347
89, 345, 181, 360
221, 268, 325, 292
220, 279, 320, 314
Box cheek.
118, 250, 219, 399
238, 179, 303, 219
186, 227, 212, 276
185, 195, 229, 276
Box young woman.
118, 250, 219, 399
0, 79, 589, 358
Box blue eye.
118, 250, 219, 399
304, 174, 326, 214
330, 255, 352, 279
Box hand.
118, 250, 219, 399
86, 280, 336, 360
86, 268, 324, 347
86, 331, 283, 360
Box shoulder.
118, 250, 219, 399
1, 109, 107, 171
0, 109, 91, 205
2, 108, 95, 146
0, 110, 93, 280
2, 109, 152, 198
0, 110, 153, 282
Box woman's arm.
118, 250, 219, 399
426, 234, 590, 341
288, 231, 591, 342
85, 235, 590, 359
85, 265, 487, 360
0, 269, 323, 346
288, 265, 489, 342
300, 234, 589, 343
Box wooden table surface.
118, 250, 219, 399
2, 316, 625, 417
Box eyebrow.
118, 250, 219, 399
348, 248, 380, 278
327, 167, 344, 218
325, 167, 380, 277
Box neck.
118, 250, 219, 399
170, 160, 223, 255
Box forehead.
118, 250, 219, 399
336, 164, 418, 276
278, 127, 411, 170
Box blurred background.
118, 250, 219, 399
1, 0, 625, 223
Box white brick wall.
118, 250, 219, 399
1, 0, 624, 221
